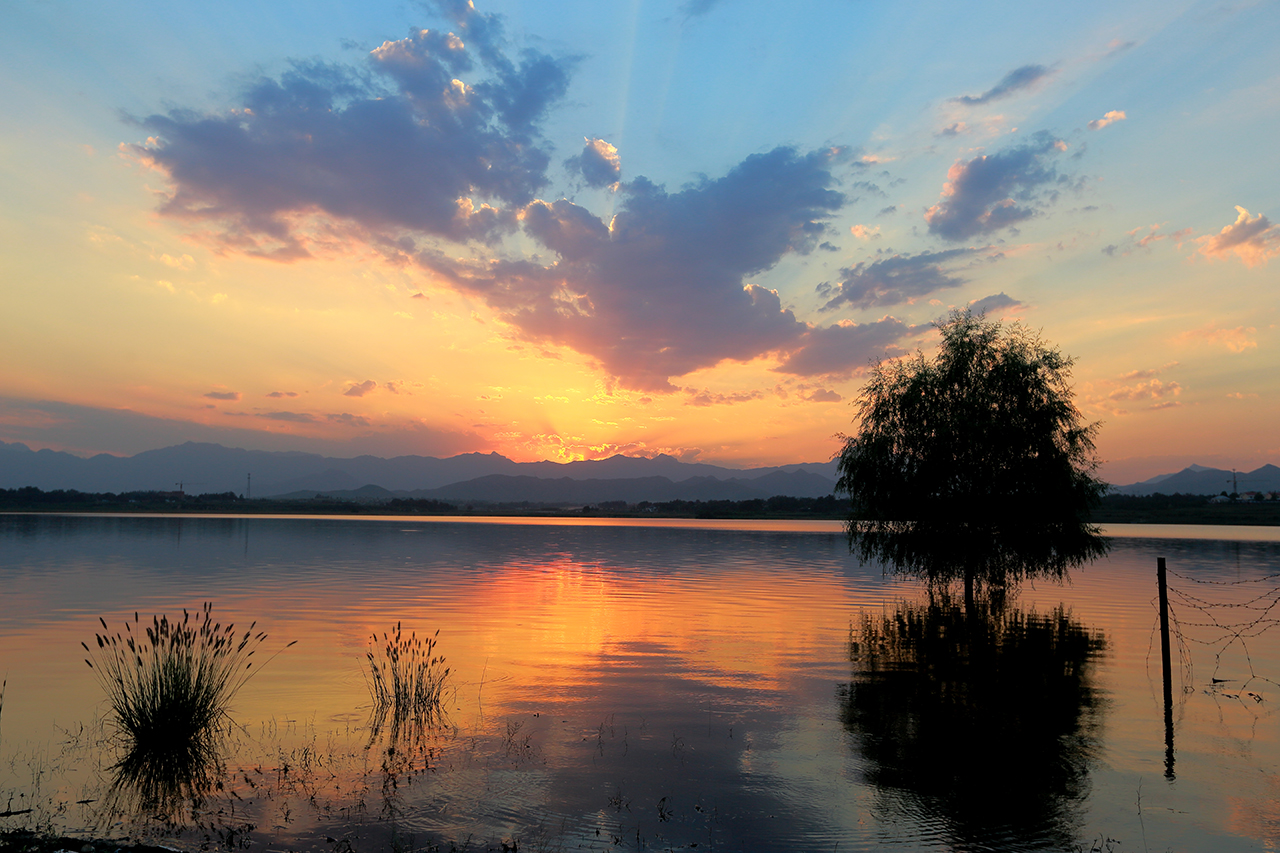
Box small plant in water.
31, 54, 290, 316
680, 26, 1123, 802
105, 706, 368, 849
83, 603, 287, 749
82, 603, 294, 814
366, 623, 450, 734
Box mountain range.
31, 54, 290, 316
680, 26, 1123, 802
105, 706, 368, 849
1108, 463, 1280, 496
4, 441, 1276, 504
0, 441, 841, 503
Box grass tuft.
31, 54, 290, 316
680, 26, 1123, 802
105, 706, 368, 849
365, 623, 451, 737
84, 603, 294, 754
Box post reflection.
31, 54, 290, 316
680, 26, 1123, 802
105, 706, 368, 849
840, 590, 1108, 850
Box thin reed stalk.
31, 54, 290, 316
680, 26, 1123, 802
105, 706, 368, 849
365, 623, 450, 736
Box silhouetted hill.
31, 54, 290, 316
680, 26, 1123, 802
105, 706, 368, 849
1112, 464, 1280, 496
0, 440, 838, 498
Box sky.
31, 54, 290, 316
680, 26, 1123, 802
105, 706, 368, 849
1, 0, 1277, 484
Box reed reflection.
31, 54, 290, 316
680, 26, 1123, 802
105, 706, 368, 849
102, 724, 226, 823
840, 590, 1107, 850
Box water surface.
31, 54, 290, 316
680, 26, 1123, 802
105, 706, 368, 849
2, 514, 1279, 851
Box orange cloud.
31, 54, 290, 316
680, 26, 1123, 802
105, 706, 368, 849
1176, 323, 1258, 353
1087, 110, 1126, 130
1197, 206, 1280, 266
1108, 378, 1182, 403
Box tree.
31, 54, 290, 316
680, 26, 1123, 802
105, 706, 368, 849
836, 309, 1108, 592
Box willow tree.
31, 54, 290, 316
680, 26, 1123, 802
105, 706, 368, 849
836, 309, 1108, 595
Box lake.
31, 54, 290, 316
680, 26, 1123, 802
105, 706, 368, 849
2, 514, 1280, 852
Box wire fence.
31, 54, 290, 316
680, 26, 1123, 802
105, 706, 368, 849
1154, 565, 1280, 711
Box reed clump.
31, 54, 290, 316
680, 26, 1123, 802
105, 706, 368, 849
82, 603, 292, 753
365, 623, 450, 730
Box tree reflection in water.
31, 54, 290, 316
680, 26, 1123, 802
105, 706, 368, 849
840, 590, 1108, 850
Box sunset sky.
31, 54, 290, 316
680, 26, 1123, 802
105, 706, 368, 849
2, 0, 1276, 483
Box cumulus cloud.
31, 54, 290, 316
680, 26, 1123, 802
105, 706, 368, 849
421, 146, 906, 388
967, 292, 1022, 316
566, 137, 621, 187
773, 316, 915, 378
203, 391, 241, 401
849, 224, 880, 241
801, 388, 843, 403
953, 65, 1053, 106
343, 379, 378, 397
1088, 110, 1127, 130
128, 9, 573, 258
125, 16, 920, 392
1197, 206, 1280, 266
819, 248, 993, 310
924, 133, 1066, 241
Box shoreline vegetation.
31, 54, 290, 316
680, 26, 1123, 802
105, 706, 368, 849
2, 486, 1280, 526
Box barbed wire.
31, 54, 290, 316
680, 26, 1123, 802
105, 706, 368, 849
1152, 568, 1280, 712
1169, 568, 1280, 587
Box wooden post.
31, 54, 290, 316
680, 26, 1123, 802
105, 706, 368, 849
1157, 557, 1175, 778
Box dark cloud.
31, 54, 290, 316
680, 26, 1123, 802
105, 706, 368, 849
423, 146, 882, 389
684, 388, 765, 407
877, 205, 898, 217
203, 391, 241, 401
802, 388, 843, 403
821, 248, 989, 310
125, 15, 920, 391
327, 412, 373, 427
266, 390, 298, 398
953, 65, 1052, 106
130, 14, 573, 257
259, 411, 319, 423
851, 180, 886, 199
967, 292, 1022, 315
774, 317, 916, 378
343, 380, 378, 397
924, 133, 1065, 241
0, 397, 486, 460
566, 138, 621, 188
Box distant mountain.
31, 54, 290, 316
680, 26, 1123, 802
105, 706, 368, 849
274, 469, 836, 505
425, 469, 835, 503
0, 440, 838, 499
1112, 464, 1280, 496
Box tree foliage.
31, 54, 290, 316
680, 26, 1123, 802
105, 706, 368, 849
836, 309, 1108, 585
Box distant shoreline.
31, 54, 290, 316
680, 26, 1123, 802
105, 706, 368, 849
3, 493, 1280, 526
